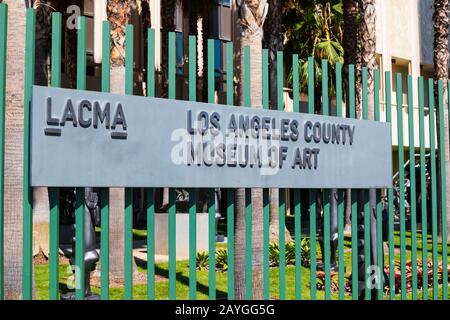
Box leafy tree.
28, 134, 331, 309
284, 0, 344, 113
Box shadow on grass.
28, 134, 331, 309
135, 255, 228, 299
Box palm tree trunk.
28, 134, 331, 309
32, 0, 52, 259
235, 0, 268, 300
433, 0, 450, 240
263, 0, 291, 244
107, 0, 138, 279
158, 0, 176, 211
343, 0, 359, 230
3, 0, 29, 299
359, 0, 378, 300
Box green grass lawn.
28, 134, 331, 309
34, 229, 450, 300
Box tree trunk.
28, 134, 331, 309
433, 0, 450, 240
107, 0, 138, 279
343, 0, 359, 230
158, 0, 176, 211
359, 0, 377, 300
263, 0, 291, 244
235, 0, 268, 300
3, 0, 28, 299
32, 0, 52, 258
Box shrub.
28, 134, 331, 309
196, 251, 209, 271
215, 248, 228, 271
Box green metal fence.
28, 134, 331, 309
0, 6, 449, 300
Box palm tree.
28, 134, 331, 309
433, 0, 450, 240
285, 1, 344, 113
359, 0, 376, 120
2, 0, 31, 299
32, 0, 53, 260
157, 0, 177, 212
343, 0, 359, 230
106, 0, 139, 281
235, 0, 268, 300
263, 0, 291, 244
359, 0, 377, 299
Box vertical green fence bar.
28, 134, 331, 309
439, 82, 450, 300
146, 28, 156, 301
293, 54, 299, 113
335, 62, 344, 300
207, 39, 216, 300
363, 68, 370, 300
48, 193, 59, 300
308, 57, 314, 114
263, 189, 270, 300
75, 188, 85, 300
348, 66, 357, 300
322, 59, 330, 300
22, 8, 35, 300
395, 73, 406, 300
244, 46, 251, 108
324, 190, 331, 300
147, 28, 155, 98
243, 45, 252, 300
124, 24, 134, 300
245, 188, 252, 299
100, 20, 111, 300
75, 16, 86, 301
351, 189, 358, 300
363, 190, 370, 300
227, 189, 235, 300
293, 54, 301, 299
146, 188, 154, 300
262, 49, 269, 109
349, 65, 356, 119
49, 11, 61, 301
322, 60, 328, 115
374, 70, 380, 121
102, 21, 111, 92
262, 48, 270, 300
168, 32, 176, 300
0, 2, 7, 300
438, 80, 448, 300
188, 35, 197, 300
277, 51, 286, 300
374, 70, 383, 301
442, 81, 449, 300
335, 62, 342, 117
362, 68, 368, 119
227, 42, 234, 106
208, 189, 216, 299
308, 57, 316, 300
385, 71, 395, 299
309, 189, 317, 300
407, 75, 418, 300
428, 78, 438, 299
226, 41, 234, 300
279, 188, 286, 300
277, 52, 284, 112
124, 186, 133, 299
294, 190, 301, 299
100, 188, 110, 299
418, 77, 428, 300
168, 188, 176, 300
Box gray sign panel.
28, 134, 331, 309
30, 86, 392, 188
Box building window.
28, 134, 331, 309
391, 58, 410, 107
175, 0, 183, 75
176, 31, 183, 75
212, 0, 232, 78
